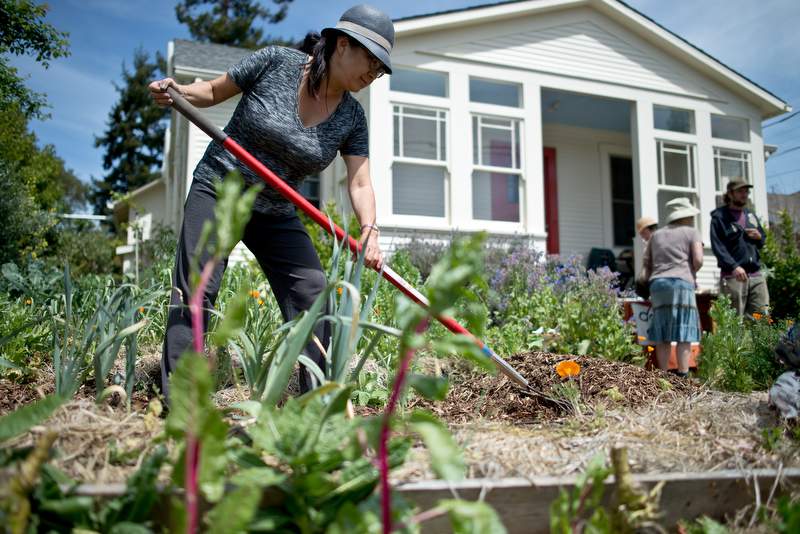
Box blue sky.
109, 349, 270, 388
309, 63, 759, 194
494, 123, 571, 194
12, 0, 800, 198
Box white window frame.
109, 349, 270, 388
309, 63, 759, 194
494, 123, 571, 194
390, 103, 450, 222
656, 139, 700, 229
469, 113, 525, 227
713, 147, 751, 206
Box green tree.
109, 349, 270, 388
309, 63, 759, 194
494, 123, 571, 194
91, 49, 168, 215
0, 0, 69, 118
175, 0, 294, 49
0, 104, 86, 264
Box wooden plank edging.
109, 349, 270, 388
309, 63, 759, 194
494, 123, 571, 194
398, 468, 800, 533
71, 469, 800, 532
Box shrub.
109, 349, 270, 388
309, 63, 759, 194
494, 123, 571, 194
47, 220, 119, 278
490, 250, 638, 361
699, 294, 789, 392
763, 210, 800, 320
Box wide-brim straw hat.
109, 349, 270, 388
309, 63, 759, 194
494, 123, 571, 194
665, 197, 700, 224
636, 216, 658, 234
322, 4, 395, 74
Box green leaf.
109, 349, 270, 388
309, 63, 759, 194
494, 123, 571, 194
210, 290, 248, 347
206, 483, 261, 534
438, 499, 507, 534
408, 410, 464, 481
407, 374, 449, 401
261, 285, 331, 406
229, 467, 286, 488
0, 394, 64, 442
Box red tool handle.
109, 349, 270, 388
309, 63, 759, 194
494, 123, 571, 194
166, 87, 528, 389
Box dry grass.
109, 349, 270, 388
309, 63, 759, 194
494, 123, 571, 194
5, 398, 165, 484
393, 388, 800, 483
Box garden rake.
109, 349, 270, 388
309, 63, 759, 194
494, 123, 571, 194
166, 87, 529, 389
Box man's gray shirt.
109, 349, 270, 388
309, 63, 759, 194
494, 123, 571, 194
192, 46, 369, 216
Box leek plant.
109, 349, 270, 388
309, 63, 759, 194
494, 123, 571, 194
50, 264, 154, 404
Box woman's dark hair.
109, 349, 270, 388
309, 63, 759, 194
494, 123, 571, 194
297, 30, 362, 99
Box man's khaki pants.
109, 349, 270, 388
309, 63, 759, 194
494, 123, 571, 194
720, 275, 770, 316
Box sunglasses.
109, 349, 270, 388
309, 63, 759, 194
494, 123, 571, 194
353, 41, 386, 78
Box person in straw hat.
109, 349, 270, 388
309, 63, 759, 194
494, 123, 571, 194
148, 4, 395, 403
710, 178, 768, 317
635, 216, 658, 244
640, 197, 704, 376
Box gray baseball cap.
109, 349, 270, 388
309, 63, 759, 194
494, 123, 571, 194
323, 4, 395, 74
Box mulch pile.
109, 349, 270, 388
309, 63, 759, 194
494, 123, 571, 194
413, 352, 696, 424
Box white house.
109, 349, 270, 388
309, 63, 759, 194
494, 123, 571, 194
117, 0, 791, 290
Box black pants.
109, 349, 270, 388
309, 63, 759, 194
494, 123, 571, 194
160, 180, 329, 402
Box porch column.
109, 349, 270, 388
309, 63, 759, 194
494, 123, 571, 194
695, 109, 716, 242
523, 82, 545, 241
449, 69, 471, 229
630, 98, 658, 273
367, 78, 393, 224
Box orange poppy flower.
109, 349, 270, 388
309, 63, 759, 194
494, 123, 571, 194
647, 346, 654, 352
249, 290, 260, 299
257, 299, 264, 306
138, 306, 145, 313
337, 286, 343, 295
555, 360, 581, 378
637, 336, 646, 341
753, 312, 763, 320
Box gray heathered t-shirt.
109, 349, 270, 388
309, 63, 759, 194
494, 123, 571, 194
193, 46, 369, 216
645, 225, 703, 284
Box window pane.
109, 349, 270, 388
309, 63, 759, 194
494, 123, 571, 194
393, 163, 445, 217
472, 171, 520, 222
470, 78, 522, 107
610, 156, 635, 247
657, 190, 698, 227
403, 116, 438, 159
390, 67, 448, 97
663, 150, 691, 187
712, 114, 749, 142
481, 127, 513, 167
472, 116, 479, 164
654, 105, 695, 133
714, 149, 750, 192
393, 114, 400, 156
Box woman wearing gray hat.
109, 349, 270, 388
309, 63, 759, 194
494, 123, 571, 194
639, 198, 704, 376
148, 5, 394, 400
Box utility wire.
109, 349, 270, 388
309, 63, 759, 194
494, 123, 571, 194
764, 110, 800, 128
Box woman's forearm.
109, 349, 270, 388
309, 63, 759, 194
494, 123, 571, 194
174, 80, 217, 108
349, 181, 377, 228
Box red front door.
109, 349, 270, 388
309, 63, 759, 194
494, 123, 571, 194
543, 147, 559, 255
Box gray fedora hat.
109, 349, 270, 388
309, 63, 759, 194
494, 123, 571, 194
323, 4, 395, 74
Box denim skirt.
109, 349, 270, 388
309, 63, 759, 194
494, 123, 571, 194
647, 277, 700, 343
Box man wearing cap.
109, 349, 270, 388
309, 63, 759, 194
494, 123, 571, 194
710, 178, 769, 316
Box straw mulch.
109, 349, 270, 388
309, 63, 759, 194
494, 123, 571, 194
5, 398, 165, 484
394, 388, 800, 482
411, 351, 695, 424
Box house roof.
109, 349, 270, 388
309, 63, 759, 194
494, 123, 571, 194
171, 39, 251, 75
394, 0, 790, 118
167, 1, 789, 117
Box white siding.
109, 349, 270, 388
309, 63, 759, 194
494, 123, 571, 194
423, 8, 717, 100
186, 96, 240, 184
